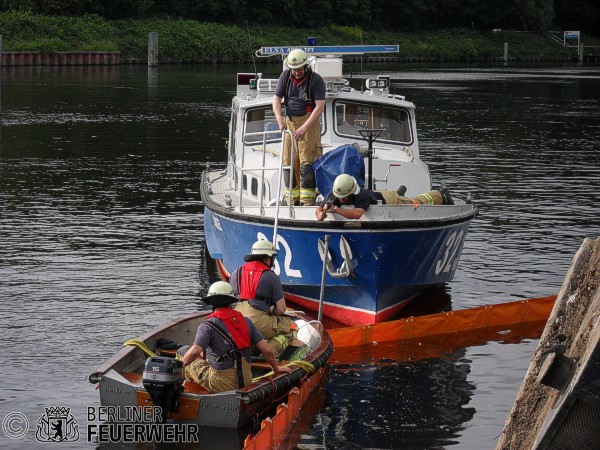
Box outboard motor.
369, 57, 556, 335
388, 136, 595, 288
142, 356, 184, 423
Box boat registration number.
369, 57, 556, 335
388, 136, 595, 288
435, 230, 465, 275
256, 232, 302, 278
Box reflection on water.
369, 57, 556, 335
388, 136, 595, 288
1, 63, 599, 448
316, 354, 476, 449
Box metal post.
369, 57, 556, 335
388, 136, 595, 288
579, 43, 584, 62
318, 235, 330, 323
358, 129, 383, 190
504, 42, 508, 62
273, 129, 293, 245
148, 32, 159, 67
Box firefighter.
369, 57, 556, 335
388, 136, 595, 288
179, 281, 291, 393
272, 48, 326, 206
315, 174, 454, 221
231, 240, 297, 357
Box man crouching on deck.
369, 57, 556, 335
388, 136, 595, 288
178, 281, 291, 393
315, 174, 454, 221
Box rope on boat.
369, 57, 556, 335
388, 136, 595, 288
251, 360, 315, 382
122, 339, 156, 357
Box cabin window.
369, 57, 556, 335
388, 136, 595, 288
243, 107, 281, 145
244, 105, 326, 146
243, 177, 268, 199
281, 105, 326, 135
334, 101, 412, 144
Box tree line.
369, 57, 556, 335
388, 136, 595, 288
0, 0, 597, 35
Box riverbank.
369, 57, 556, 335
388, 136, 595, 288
1, 11, 599, 64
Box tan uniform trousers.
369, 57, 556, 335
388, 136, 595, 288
283, 114, 322, 206
379, 190, 443, 205
184, 357, 252, 393
234, 301, 295, 357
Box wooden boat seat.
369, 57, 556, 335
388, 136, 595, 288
121, 372, 211, 395
182, 380, 211, 395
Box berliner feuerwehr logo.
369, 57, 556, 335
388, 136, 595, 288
36, 406, 80, 443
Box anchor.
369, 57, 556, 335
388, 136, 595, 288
317, 235, 354, 278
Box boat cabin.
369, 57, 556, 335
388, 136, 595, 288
225, 46, 432, 214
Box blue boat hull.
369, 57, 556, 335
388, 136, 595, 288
204, 206, 474, 325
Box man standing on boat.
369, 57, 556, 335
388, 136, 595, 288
273, 48, 326, 206
315, 174, 454, 221
231, 239, 298, 357
179, 281, 291, 393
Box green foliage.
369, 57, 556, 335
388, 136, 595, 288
0, 11, 114, 46
329, 24, 364, 43
0, 0, 598, 36
0, 12, 596, 60
8, 38, 67, 52
111, 19, 251, 62
514, 0, 554, 31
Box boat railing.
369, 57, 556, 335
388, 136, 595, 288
236, 129, 296, 232
238, 129, 279, 215
273, 129, 294, 243
256, 78, 279, 94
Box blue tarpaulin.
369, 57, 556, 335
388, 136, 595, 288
314, 144, 365, 197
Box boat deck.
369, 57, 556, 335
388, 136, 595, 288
203, 170, 261, 209
203, 170, 320, 221
203, 170, 477, 224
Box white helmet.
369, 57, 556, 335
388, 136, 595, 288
208, 281, 234, 297
286, 49, 308, 69
204, 281, 237, 307
333, 174, 359, 198
244, 239, 277, 262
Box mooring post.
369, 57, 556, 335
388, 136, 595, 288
503, 42, 509, 62
148, 32, 159, 67
148, 66, 158, 90
579, 43, 584, 62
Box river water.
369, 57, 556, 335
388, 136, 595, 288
1, 62, 599, 449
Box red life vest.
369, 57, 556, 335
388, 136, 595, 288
206, 308, 250, 349
238, 261, 270, 300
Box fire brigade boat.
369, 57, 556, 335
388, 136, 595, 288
201, 44, 478, 326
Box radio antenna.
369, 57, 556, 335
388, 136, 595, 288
246, 21, 257, 77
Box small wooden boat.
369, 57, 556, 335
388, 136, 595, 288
89, 310, 332, 428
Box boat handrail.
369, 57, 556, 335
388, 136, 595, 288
256, 78, 279, 94
273, 129, 294, 244
236, 129, 295, 228
239, 129, 275, 214
235, 164, 280, 214
243, 130, 282, 139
